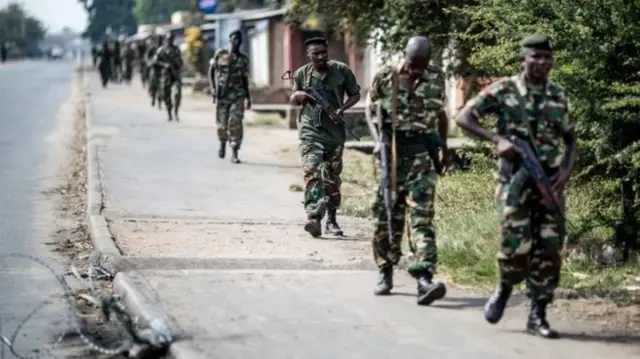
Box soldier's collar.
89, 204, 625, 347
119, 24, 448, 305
515, 72, 552, 96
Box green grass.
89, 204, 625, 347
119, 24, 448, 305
245, 113, 283, 127
340, 149, 640, 299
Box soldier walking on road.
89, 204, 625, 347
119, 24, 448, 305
97, 41, 112, 88
152, 33, 184, 121
121, 42, 135, 85
0, 43, 7, 64
208, 30, 251, 163
367, 36, 449, 305
455, 34, 578, 338
137, 39, 149, 88
289, 37, 361, 238
147, 35, 163, 109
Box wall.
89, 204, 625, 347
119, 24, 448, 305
249, 19, 270, 87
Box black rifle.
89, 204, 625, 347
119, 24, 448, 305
303, 87, 361, 141
508, 135, 566, 238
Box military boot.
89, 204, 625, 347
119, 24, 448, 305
166, 107, 173, 122
416, 272, 446, 305
174, 108, 180, 122
325, 208, 343, 236
373, 266, 393, 295
303, 218, 322, 238
484, 282, 513, 324
526, 299, 559, 339
218, 142, 226, 159
231, 148, 241, 164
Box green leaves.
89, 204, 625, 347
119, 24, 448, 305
0, 2, 46, 47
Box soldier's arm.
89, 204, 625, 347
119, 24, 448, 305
455, 80, 506, 144
339, 65, 361, 112
435, 71, 449, 149
208, 52, 219, 94
241, 55, 251, 103
365, 70, 385, 142
289, 67, 305, 105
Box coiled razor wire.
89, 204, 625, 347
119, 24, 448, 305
0, 253, 171, 359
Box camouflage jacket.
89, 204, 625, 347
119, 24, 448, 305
210, 49, 250, 101
462, 72, 573, 170
153, 44, 183, 76
292, 60, 361, 145
369, 63, 447, 135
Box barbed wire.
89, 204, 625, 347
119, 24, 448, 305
0, 253, 171, 359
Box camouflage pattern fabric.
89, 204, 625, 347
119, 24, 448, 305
121, 46, 134, 82
211, 49, 250, 148
299, 141, 343, 219
292, 61, 361, 146
461, 72, 573, 301
216, 100, 244, 148
368, 63, 447, 276
146, 45, 160, 101
155, 44, 183, 110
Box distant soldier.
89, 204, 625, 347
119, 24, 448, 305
137, 39, 148, 87
97, 41, 112, 88
152, 33, 183, 121
367, 36, 449, 305
121, 42, 135, 84
147, 35, 163, 108
289, 37, 361, 237
208, 30, 251, 163
112, 40, 122, 83
0, 43, 7, 64
455, 34, 578, 338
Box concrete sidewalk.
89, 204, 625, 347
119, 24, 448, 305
88, 76, 639, 359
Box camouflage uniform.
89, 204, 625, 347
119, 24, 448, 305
210, 49, 250, 150
291, 61, 360, 224
146, 41, 161, 107
369, 64, 446, 283
121, 45, 135, 83
461, 72, 571, 301
153, 43, 183, 118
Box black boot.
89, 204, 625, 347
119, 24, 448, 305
218, 142, 226, 159
231, 148, 241, 164
416, 272, 446, 305
484, 282, 513, 324
303, 218, 322, 238
174, 108, 179, 122
325, 209, 343, 236
167, 107, 173, 121
526, 299, 560, 339
373, 266, 393, 295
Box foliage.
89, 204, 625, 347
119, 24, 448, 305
78, 0, 137, 42
0, 3, 46, 49
133, 0, 194, 25
184, 26, 205, 76
286, 0, 640, 258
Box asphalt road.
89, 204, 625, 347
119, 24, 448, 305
0, 59, 78, 358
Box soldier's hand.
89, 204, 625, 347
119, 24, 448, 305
495, 137, 520, 158
211, 91, 216, 104
438, 147, 450, 173
292, 91, 312, 105
245, 99, 252, 110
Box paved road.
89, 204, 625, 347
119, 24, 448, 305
0, 60, 78, 357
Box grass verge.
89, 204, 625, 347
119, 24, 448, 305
340, 149, 640, 301
246, 112, 283, 127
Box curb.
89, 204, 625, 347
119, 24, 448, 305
81, 64, 203, 358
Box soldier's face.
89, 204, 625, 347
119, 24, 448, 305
230, 35, 241, 49
404, 55, 429, 77
524, 49, 553, 80
307, 44, 328, 68
165, 36, 174, 45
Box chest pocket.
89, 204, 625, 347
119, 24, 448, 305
216, 53, 237, 72
304, 66, 343, 106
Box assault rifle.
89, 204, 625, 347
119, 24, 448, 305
508, 135, 566, 238
303, 87, 361, 141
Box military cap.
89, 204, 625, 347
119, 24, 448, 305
304, 37, 328, 47
521, 34, 553, 51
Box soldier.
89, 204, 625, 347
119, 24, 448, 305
97, 41, 112, 88
0, 43, 7, 64
289, 37, 361, 238
121, 42, 135, 85
455, 34, 578, 338
208, 30, 251, 163
112, 40, 122, 83
147, 35, 163, 109
367, 36, 449, 305
137, 39, 148, 88
152, 33, 184, 121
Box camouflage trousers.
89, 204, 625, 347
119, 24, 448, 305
160, 72, 182, 111
216, 99, 245, 149
299, 141, 343, 219
372, 151, 438, 277
495, 182, 564, 301
148, 68, 161, 101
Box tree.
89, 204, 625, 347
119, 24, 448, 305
133, 0, 193, 25
78, 0, 137, 42
0, 3, 46, 50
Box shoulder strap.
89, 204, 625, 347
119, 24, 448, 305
305, 64, 313, 88
390, 69, 399, 196
508, 77, 539, 156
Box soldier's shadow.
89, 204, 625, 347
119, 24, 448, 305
388, 292, 529, 310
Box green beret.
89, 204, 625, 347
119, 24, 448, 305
521, 34, 553, 51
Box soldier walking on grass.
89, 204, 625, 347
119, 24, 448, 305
289, 37, 361, 238
152, 33, 184, 122
366, 36, 450, 305
208, 30, 251, 164
455, 34, 578, 338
